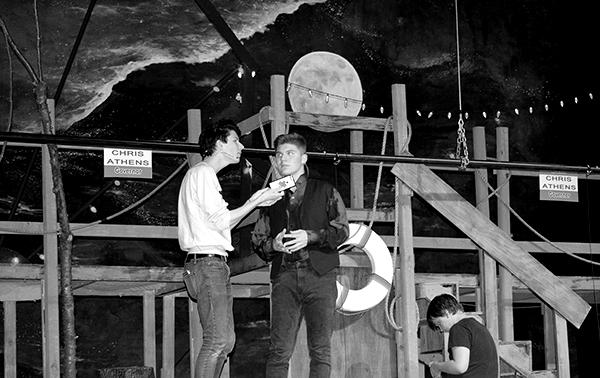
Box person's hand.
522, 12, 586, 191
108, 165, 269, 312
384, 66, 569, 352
282, 229, 308, 252
273, 229, 291, 254
429, 361, 442, 378
249, 187, 283, 207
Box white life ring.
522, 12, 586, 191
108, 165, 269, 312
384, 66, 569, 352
335, 223, 394, 315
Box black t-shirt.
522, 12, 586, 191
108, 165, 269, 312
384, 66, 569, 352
446, 317, 498, 378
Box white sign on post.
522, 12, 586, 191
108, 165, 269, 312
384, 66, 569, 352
103, 148, 152, 179
539, 174, 578, 202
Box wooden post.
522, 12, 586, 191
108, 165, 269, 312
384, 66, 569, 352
472, 126, 499, 341
270, 75, 286, 141
187, 109, 202, 167
143, 291, 156, 373
392, 84, 418, 377
162, 295, 175, 378
350, 131, 364, 208
188, 299, 202, 378
554, 313, 570, 378
392, 84, 409, 154
496, 126, 514, 341
42, 99, 61, 377
3, 301, 16, 378
542, 304, 557, 370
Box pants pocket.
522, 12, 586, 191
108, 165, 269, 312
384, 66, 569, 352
183, 269, 198, 301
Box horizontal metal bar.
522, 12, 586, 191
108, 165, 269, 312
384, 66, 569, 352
1, 131, 598, 174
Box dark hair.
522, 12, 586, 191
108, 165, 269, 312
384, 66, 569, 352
426, 294, 463, 330
198, 119, 241, 158
273, 132, 307, 152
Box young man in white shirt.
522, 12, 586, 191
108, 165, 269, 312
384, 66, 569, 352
178, 119, 283, 377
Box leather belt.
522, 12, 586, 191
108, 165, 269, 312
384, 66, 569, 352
185, 253, 227, 263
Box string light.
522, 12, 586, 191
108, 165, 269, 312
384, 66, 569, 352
427, 112, 433, 118
308, 90, 313, 97
237, 66, 244, 79
235, 93, 242, 103
447, 112, 452, 119
560, 100, 564, 107
416, 110, 422, 117
325, 93, 329, 103
514, 108, 519, 115
482, 111, 487, 119
574, 97, 578, 104
529, 107, 533, 114
89, 206, 97, 214
212, 86, 220, 92
380, 106, 384, 114
361, 104, 366, 111
496, 111, 501, 118
589, 93, 594, 100
545, 104, 549, 111
344, 98, 348, 108
464, 112, 469, 119
251, 70, 256, 78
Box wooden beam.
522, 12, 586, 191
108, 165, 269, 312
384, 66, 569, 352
0, 280, 41, 300
473, 126, 499, 341
161, 295, 175, 378
554, 313, 570, 377
186, 109, 202, 166
41, 142, 61, 377
496, 126, 514, 341
391, 163, 591, 328
143, 292, 156, 373
237, 106, 271, 135
270, 75, 286, 139
286, 111, 388, 131
3, 301, 16, 378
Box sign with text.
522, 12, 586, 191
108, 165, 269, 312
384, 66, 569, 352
103, 148, 152, 179
539, 174, 578, 202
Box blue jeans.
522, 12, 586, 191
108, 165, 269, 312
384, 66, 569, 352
266, 261, 337, 378
184, 257, 235, 378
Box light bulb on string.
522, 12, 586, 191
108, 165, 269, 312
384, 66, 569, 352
286, 83, 291, 92
589, 93, 594, 100
237, 66, 244, 79
496, 111, 501, 118
235, 93, 243, 103
325, 94, 329, 103
89, 205, 97, 214
560, 100, 564, 108
482, 111, 487, 119
544, 104, 549, 111
212, 86, 220, 93
416, 110, 422, 117
344, 98, 348, 108
447, 112, 451, 119
574, 97, 578, 104
465, 112, 469, 119
308, 90, 313, 97
514, 108, 519, 115
380, 106, 384, 114
529, 107, 533, 114
114, 180, 121, 186
428, 112, 433, 118
251, 71, 256, 78
361, 104, 366, 111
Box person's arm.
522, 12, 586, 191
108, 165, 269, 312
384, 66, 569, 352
429, 347, 470, 376
283, 186, 349, 252
229, 187, 283, 228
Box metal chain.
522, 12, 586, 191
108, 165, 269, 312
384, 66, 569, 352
456, 115, 469, 169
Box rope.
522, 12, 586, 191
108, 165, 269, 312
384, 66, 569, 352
385, 178, 402, 330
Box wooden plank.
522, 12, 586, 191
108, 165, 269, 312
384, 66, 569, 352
543, 304, 557, 370
498, 341, 532, 375
496, 126, 514, 341
143, 292, 156, 373
270, 75, 286, 139
391, 163, 591, 328
186, 109, 202, 167
3, 301, 16, 378
473, 126, 499, 341
161, 295, 176, 378
237, 106, 271, 135
0, 281, 41, 300
350, 130, 364, 208
286, 111, 388, 131
189, 298, 202, 378
554, 313, 570, 378
41, 142, 61, 377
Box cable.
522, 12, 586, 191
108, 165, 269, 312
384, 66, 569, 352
477, 170, 600, 267
0, 26, 13, 164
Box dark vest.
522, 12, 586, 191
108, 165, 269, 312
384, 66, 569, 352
267, 178, 340, 279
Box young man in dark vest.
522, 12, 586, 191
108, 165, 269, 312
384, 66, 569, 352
252, 132, 349, 378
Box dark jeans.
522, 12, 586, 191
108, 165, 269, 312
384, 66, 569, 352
266, 261, 337, 378
183, 257, 235, 378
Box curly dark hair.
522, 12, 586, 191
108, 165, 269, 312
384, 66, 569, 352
198, 119, 241, 158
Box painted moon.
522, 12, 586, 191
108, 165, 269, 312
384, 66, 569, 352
287, 51, 363, 116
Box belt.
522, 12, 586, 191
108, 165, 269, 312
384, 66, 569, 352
185, 253, 227, 263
